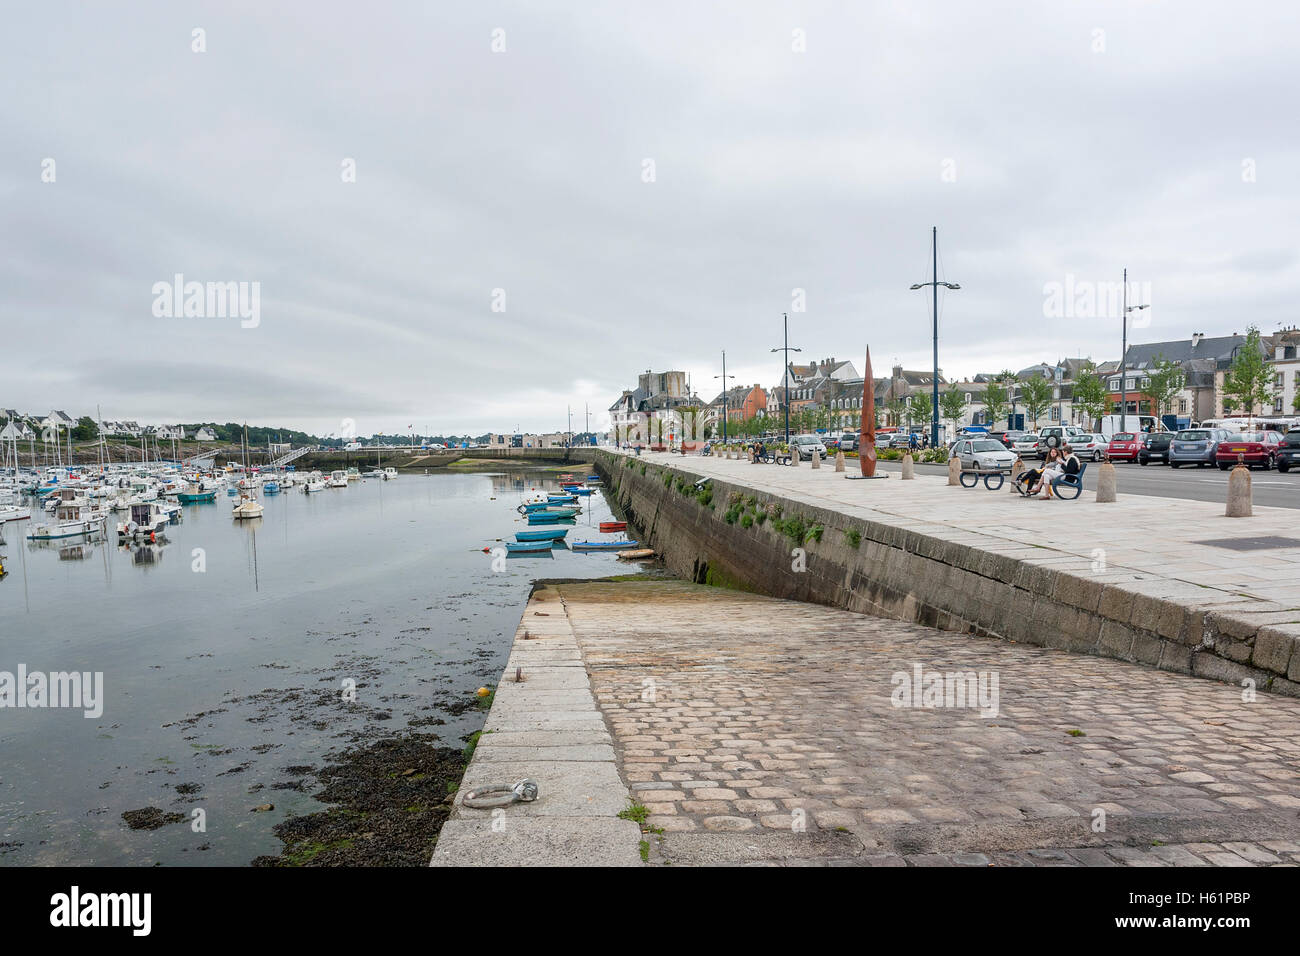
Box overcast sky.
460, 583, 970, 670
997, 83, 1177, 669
3, 1, 1297, 437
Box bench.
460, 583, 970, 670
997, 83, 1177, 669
1049, 462, 1088, 500
959, 466, 1007, 491
756, 452, 793, 466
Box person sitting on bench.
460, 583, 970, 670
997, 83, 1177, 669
1015, 460, 1044, 496
1025, 447, 1062, 497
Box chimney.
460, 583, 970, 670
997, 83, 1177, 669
1191, 333, 1203, 347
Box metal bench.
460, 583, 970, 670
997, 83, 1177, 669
1049, 462, 1088, 500
959, 466, 1008, 490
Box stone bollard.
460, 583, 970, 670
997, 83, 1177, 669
1011, 456, 1025, 482
948, 455, 960, 486
1226, 458, 1252, 517
811, 450, 821, 469
789, 447, 799, 466
901, 453, 915, 479
1095, 460, 1117, 502
835, 451, 846, 473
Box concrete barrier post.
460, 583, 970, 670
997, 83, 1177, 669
901, 453, 915, 479
1096, 460, 1117, 502
948, 455, 960, 486
811, 450, 821, 469
1011, 457, 1025, 482
790, 446, 799, 467
1226, 459, 1252, 517
835, 451, 845, 472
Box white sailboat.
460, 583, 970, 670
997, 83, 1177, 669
232, 424, 264, 519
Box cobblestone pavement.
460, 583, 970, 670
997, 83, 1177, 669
556, 580, 1300, 866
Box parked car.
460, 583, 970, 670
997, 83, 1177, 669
1037, 426, 1086, 453
1010, 434, 1043, 458
951, 438, 1016, 472
985, 429, 1028, 448
1106, 433, 1141, 461
1071, 434, 1107, 461
1168, 428, 1230, 468
1215, 431, 1283, 470
790, 435, 828, 460
1276, 430, 1300, 473
838, 432, 858, 452
1137, 432, 1174, 465
822, 436, 839, 451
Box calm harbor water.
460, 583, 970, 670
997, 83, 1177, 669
0, 468, 631, 865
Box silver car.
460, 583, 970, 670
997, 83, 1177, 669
1168, 428, 1231, 468
790, 435, 827, 460
952, 438, 1017, 472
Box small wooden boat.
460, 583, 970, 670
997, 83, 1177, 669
547, 493, 578, 503
616, 548, 655, 560
599, 521, 626, 533
505, 539, 554, 554
570, 487, 594, 496
571, 540, 639, 551
516, 528, 569, 541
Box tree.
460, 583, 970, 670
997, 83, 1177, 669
983, 380, 1010, 427
1071, 361, 1108, 430
71, 416, 98, 442
1222, 326, 1273, 425
1020, 375, 1053, 429
1145, 356, 1185, 420
939, 387, 965, 437
908, 392, 931, 432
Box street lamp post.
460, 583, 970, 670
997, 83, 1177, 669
910, 227, 961, 448
1120, 267, 1150, 432
714, 350, 735, 443
770, 312, 802, 444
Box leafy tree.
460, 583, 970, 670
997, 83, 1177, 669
983, 380, 1010, 427
1020, 375, 1053, 429
1145, 356, 1186, 418
909, 392, 932, 432
1222, 326, 1273, 424
1071, 361, 1108, 430
71, 416, 98, 442
939, 387, 965, 437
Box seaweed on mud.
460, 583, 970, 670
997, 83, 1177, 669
251, 734, 465, 867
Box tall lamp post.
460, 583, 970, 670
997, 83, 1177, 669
714, 350, 735, 443
1119, 267, 1149, 432
769, 312, 802, 444
910, 227, 961, 447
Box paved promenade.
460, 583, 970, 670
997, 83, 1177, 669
563, 580, 1300, 866
629, 448, 1300, 616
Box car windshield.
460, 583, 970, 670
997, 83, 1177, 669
1232, 432, 1268, 442
1285, 431, 1300, 446
971, 441, 1002, 452
1177, 430, 1209, 441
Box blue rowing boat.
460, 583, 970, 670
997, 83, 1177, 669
547, 494, 578, 503
570, 540, 639, 551
519, 501, 582, 513
516, 528, 568, 541
505, 539, 554, 554
527, 512, 578, 524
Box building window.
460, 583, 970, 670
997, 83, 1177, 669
1109, 379, 1120, 391
965, 393, 971, 403
1178, 399, 1187, 414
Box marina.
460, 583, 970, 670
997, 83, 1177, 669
0, 467, 640, 866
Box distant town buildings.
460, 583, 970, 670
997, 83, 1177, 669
605, 327, 1296, 443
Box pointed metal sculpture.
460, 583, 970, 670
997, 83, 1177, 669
859, 347, 877, 477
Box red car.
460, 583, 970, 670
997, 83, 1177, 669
1106, 432, 1141, 461
1215, 431, 1283, 470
